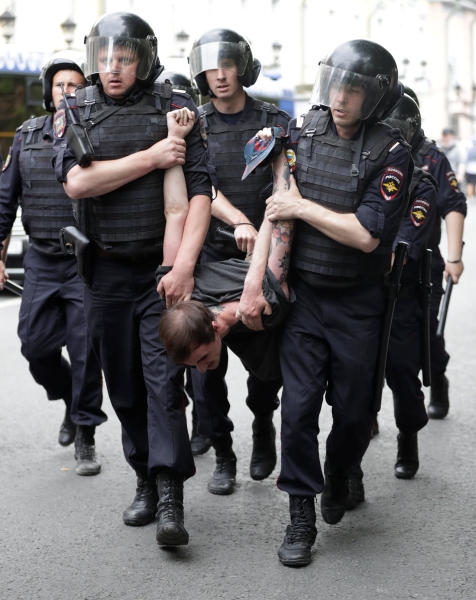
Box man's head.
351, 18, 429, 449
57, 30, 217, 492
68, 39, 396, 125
384, 94, 422, 152
159, 301, 223, 372
310, 39, 402, 134
40, 51, 85, 112
84, 12, 161, 99
189, 28, 261, 98
442, 128, 456, 147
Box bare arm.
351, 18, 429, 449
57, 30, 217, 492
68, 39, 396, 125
211, 190, 258, 255
237, 147, 293, 330
64, 137, 187, 200
444, 211, 465, 283
162, 108, 196, 266
266, 176, 379, 253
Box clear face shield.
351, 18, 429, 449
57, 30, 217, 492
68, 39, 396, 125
309, 63, 389, 121
84, 36, 156, 81
189, 41, 250, 80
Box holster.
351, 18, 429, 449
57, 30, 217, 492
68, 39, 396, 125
59, 226, 93, 286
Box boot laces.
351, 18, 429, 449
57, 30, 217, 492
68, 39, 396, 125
287, 501, 313, 545
159, 479, 183, 521
76, 429, 96, 460
216, 456, 235, 474
134, 478, 155, 503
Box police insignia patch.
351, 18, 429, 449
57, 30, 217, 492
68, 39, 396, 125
286, 149, 296, 170
199, 115, 208, 147
446, 170, 459, 190
410, 198, 429, 227
380, 166, 404, 200
53, 109, 66, 138
1, 147, 11, 172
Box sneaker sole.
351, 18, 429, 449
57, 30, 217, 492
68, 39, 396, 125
75, 467, 101, 476
207, 485, 235, 496
123, 515, 156, 527
278, 556, 312, 567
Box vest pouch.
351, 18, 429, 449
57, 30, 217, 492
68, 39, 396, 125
66, 123, 95, 168
60, 226, 93, 286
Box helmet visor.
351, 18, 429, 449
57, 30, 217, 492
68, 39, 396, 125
189, 42, 249, 80
85, 36, 155, 81
310, 64, 389, 121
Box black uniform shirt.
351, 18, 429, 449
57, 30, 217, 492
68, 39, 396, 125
52, 86, 212, 255
415, 140, 466, 259
285, 116, 412, 288
0, 116, 65, 256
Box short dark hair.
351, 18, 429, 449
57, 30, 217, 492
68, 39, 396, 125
159, 301, 216, 364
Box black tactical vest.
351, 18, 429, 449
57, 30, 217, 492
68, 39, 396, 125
18, 115, 77, 238
413, 138, 435, 169
200, 97, 282, 257
74, 83, 172, 243
293, 109, 409, 278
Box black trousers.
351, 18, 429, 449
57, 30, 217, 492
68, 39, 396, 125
18, 246, 105, 427
190, 244, 280, 441
277, 278, 384, 497
430, 262, 450, 376
83, 256, 194, 479
386, 296, 429, 435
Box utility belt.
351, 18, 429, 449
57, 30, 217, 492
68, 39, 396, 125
93, 245, 162, 265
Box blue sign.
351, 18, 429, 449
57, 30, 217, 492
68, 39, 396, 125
0, 48, 53, 74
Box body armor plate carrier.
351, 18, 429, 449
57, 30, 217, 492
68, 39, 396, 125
19, 115, 77, 238
73, 82, 172, 243
293, 109, 409, 279
200, 97, 283, 257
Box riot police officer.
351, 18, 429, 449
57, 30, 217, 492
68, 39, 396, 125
383, 96, 437, 479
0, 52, 106, 475
188, 28, 291, 495
52, 13, 211, 547
405, 86, 467, 419
239, 40, 412, 566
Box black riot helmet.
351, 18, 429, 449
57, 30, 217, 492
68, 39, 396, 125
83, 12, 162, 85
189, 28, 261, 96
40, 50, 85, 112
157, 71, 198, 104
384, 94, 422, 151
310, 39, 403, 123
403, 85, 420, 107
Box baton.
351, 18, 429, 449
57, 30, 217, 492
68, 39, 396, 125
4, 279, 23, 296
215, 226, 237, 242
436, 276, 453, 338
420, 249, 432, 387
373, 241, 409, 413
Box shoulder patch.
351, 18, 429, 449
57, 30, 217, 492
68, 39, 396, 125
1, 147, 12, 172
199, 114, 208, 147
53, 109, 66, 138
411, 198, 430, 227
389, 142, 400, 152
380, 166, 404, 201
286, 149, 296, 170
446, 170, 459, 191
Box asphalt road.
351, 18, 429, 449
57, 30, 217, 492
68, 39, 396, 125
1, 211, 476, 600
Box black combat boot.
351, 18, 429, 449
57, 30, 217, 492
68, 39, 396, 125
156, 471, 189, 546
74, 425, 101, 476
278, 496, 317, 567
190, 403, 212, 456
58, 396, 76, 447
346, 461, 365, 510
123, 472, 158, 526
428, 373, 449, 419
320, 460, 349, 525
395, 431, 419, 479
207, 434, 237, 495
250, 412, 277, 481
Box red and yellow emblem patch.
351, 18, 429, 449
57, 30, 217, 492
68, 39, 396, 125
410, 198, 429, 227
380, 166, 404, 201
446, 170, 459, 191
53, 109, 66, 138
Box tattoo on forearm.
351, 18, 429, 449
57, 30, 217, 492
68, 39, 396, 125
282, 163, 290, 190
272, 220, 295, 247
273, 170, 279, 194
210, 305, 225, 316
278, 251, 290, 284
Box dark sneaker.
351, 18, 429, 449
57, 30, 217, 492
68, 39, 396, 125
123, 472, 158, 526
250, 413, 277, 481
321, 460, 349, 525
156, 471, 189, 546
395, 432, 419, 479
207, 435, 237, 495
190, 403, 212, 456
278, 496, 317, 567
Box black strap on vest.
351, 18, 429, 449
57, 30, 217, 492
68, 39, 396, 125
151, 82, 172, 114
82, 86, 96, 120
350, 123, 366, 192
